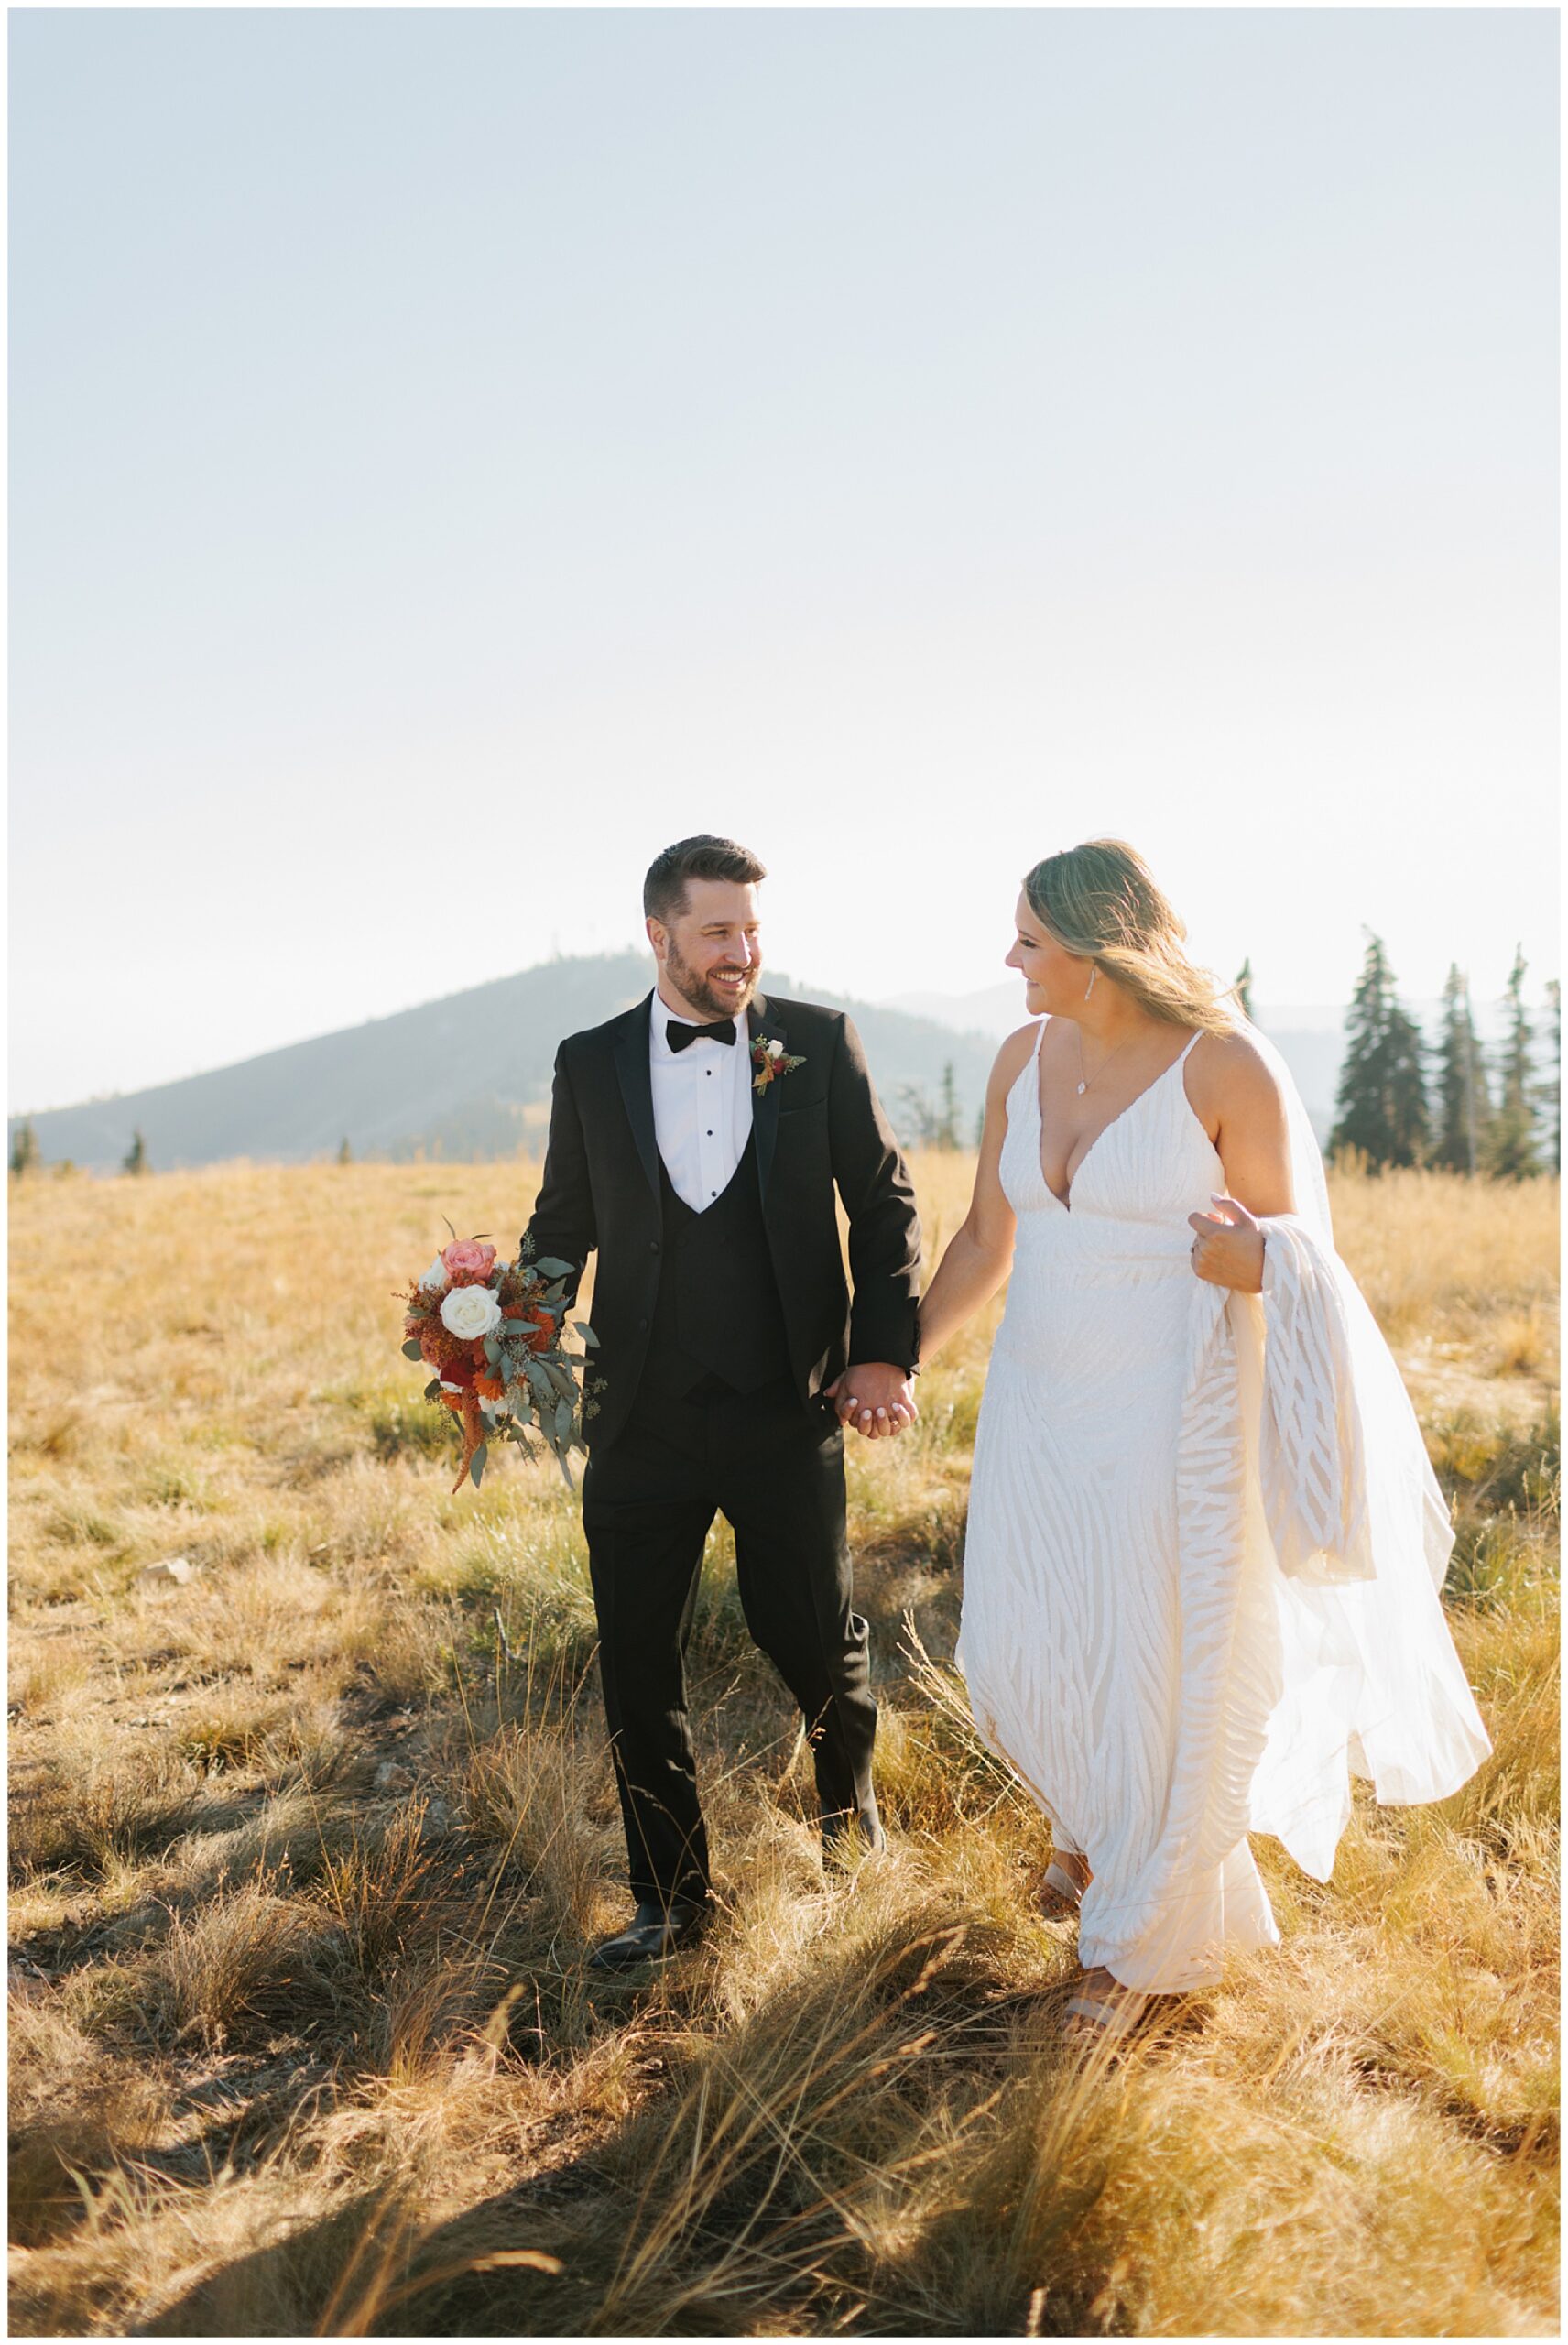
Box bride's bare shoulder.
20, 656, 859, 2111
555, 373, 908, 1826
990, 1022, 1041, 1094
1185, 1026, 1288, 1117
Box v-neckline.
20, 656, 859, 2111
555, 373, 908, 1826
1034, 1037, 1196, 1214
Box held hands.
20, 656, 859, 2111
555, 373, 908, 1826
1187, 1194, 1266, 1293
825, 1363, 918, 1439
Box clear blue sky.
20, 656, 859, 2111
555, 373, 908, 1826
10, 7, 1558, 1112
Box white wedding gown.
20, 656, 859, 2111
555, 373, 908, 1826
956, 1020, 1491, 1994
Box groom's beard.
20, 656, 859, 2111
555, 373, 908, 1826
664, 942, 760, 1021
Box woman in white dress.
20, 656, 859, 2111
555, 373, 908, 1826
918, 841, 1492, 2039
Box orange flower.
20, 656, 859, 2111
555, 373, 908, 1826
502, 1301, 555, 1350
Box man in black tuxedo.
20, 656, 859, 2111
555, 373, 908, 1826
523, 834, 921, 1969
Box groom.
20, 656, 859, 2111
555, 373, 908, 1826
523, 835, 921, 1969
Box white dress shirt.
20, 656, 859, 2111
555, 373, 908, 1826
648, 994, 754, 1214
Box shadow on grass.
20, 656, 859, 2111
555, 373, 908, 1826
129, 1904, 1092, 2340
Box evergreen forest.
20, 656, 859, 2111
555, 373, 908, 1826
1330, 936, 1559, 1177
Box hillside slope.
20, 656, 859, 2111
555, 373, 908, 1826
10, 956, 999, 1172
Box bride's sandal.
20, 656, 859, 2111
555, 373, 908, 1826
1037, 1849, 1093, 1920
1062, 1966, 1151, 2044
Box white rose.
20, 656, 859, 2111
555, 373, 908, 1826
766, 1040, 784, 1059
440, 1284, 502, 1341
419, 1257, 450, 1292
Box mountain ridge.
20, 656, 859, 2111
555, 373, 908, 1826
7, 955, 1001, 1172
23, 955, 1541, 1172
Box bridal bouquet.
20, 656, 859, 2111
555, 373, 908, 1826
397, 1231, 598, 1492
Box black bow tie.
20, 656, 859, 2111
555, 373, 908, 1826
667, 1017, 737, 1052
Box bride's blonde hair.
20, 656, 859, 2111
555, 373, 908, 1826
1023, 839, 1238, 1034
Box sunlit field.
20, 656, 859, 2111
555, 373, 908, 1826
9, 1153, 1559, 2336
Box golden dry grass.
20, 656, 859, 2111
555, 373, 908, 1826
8, 1153, 1559, 2336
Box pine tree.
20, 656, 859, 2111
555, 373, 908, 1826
123, 1129, 148, 1177
1330, 933, 1429, 1169
337, 1137, 354, 1165
9, 1119, 38, 1179
1487, 948, 1539, 1179
1235, 958, 1254, 1021
1383, 997, 1430, 1166
1543, 979, 1560, 1175
892, 1084, 936, 1147
934, 1063, 962, 1151
1432, 965, 1490, 1174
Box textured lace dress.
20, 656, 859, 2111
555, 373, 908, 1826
955, 1020, 1490, 1995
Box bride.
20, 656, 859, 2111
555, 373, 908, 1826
917, 840, 1492, 2040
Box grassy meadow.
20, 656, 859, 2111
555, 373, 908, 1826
8, 1151, 1560, 2337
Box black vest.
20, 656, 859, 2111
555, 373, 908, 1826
648, 1134, 791, 1397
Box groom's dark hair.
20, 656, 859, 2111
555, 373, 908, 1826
644, 835, 768, 925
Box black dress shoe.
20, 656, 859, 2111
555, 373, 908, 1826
587, 1898, 713, 1972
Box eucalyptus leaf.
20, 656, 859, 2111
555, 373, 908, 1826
531, 1257, 574, 1279
484, 1336, 501, 1365
401, 1339, 424, 1361
423, 1378, 443, 1402
572, 1322, 600, 1348
470, 1442, 488, 1488
555, 1396, 574, 1444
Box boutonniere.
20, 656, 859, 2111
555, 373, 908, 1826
750, 1035, 806, 1095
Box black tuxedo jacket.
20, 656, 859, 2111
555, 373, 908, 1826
523, 991, 921, 1453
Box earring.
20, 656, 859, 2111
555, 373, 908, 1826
1083, 965, 1097, 1002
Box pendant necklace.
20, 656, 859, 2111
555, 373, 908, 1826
1076, 1028, 1136, 1097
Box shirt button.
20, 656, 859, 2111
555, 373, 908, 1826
638, 1316, 649, 1331
648, 1240, 660, 1254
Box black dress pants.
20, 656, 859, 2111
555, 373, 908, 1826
581, 1372, 880, 1909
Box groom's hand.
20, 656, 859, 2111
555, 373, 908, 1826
826, 1363, 918, 1439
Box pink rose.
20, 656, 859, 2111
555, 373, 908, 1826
441, 1238, 497, 1285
